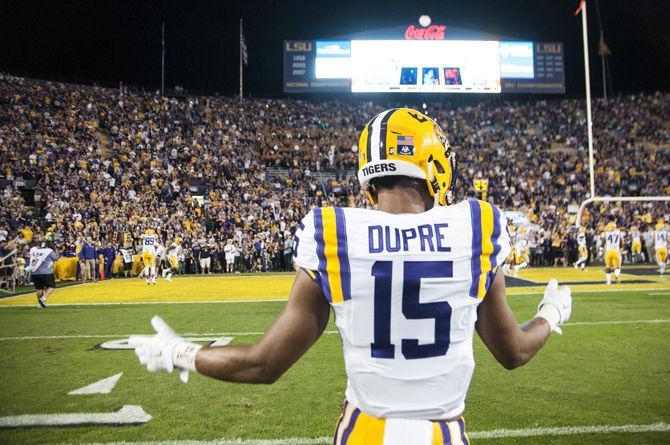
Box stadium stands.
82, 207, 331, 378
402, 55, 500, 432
1, 73, 668, 275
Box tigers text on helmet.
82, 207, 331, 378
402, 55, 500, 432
357, 108, 456, 206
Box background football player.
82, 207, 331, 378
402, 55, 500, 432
26, 236, 59, 308
513, 226, 530, 277
164, 238, 182, 280
574, 226, 588, 271
129, 109, 572, 443
603, 222, 622, 284
629, 225, 643, 263
655, 219, 668, 274
140, 228, 159, 285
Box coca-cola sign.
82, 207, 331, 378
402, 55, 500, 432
404, 24, 446, 40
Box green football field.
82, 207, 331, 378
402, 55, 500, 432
0, 287, 669, 444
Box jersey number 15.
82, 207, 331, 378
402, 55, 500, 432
371, 260, 453, 360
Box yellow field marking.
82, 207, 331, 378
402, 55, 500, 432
517, 266, 670, 285
506, 284, 670, 295
2, 268, 668, 307
0, 275, 297, 307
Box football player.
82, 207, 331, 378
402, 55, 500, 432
513, 226, 529, 277
574, 226, 588, 271
164, 238, 182, 280
629, 225, 642, 263
155, 243, 172, 282
655, 219, 668, 274
501, 225, 515, 276
26, 237, 59, 308
119, 246, 134, 278
129, 109, 572, 443
141, 228, 159, 285
603, 222, 622, 284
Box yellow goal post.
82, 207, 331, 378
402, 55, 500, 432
575, 196, 670, 229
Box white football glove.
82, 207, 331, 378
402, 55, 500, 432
128, 316, 202, 383
536, 279, 572, 335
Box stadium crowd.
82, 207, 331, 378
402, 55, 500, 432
1, 73, 668, 280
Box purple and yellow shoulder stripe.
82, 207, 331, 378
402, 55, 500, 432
467, 199, 503, 299
313, 206, 351, 304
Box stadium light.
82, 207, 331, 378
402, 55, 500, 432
419, 15, 431, 27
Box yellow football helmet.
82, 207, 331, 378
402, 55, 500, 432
357, 108, 456, 206
605, 222, 617, 231
579, 226, 587, 233
518, 226, 527, 234
657, 218, 666, 229
145, 228, 155, 235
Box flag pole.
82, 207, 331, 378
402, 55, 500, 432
161, 22, 166, 95
578, 0, 596, 199
600, 31, 607, 101
239, 19, 243, 101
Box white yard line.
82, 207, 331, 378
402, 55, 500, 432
563, 319, 670, 326
468, 422, 670, 439
1, 319, 669, 342
0, 332, 339, 341
0, 405, 150, 428
67, 422, 670, 444
68, 373, 123, 395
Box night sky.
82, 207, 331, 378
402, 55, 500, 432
1, 0, 669, 97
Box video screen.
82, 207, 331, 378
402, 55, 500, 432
443, 68, 462, 85
399, 67, 418, 85
499, 41, 534, 79
350, 40, 501, 93
422, 68, 440, 85
314, 41, 352, 79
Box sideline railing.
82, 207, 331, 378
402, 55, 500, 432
0, 249, 17, 294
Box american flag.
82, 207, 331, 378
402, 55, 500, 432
398, 136, 414, 145
240, 23, 248, 66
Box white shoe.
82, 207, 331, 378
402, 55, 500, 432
37, 297, 47, 308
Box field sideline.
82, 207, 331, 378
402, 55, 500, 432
1, 266, 669, 307
0, 268, 668, 444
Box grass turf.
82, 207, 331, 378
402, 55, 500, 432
0, 289, 668, 444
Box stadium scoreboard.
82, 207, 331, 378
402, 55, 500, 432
284, 39, 564, 94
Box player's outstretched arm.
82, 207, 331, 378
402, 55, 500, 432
196, 269, 329, 383
129, 269, 330, 384
476, 269, 571, 370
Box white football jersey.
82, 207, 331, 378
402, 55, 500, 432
120, 248, 134, 263
515, 234, 528, 255
656, 230, 668, 249
293, 200, 511, 420
577, 231, 586, 246
604, 230, 621, 251
142, 234, 158, 254
168, 243, 182, 258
